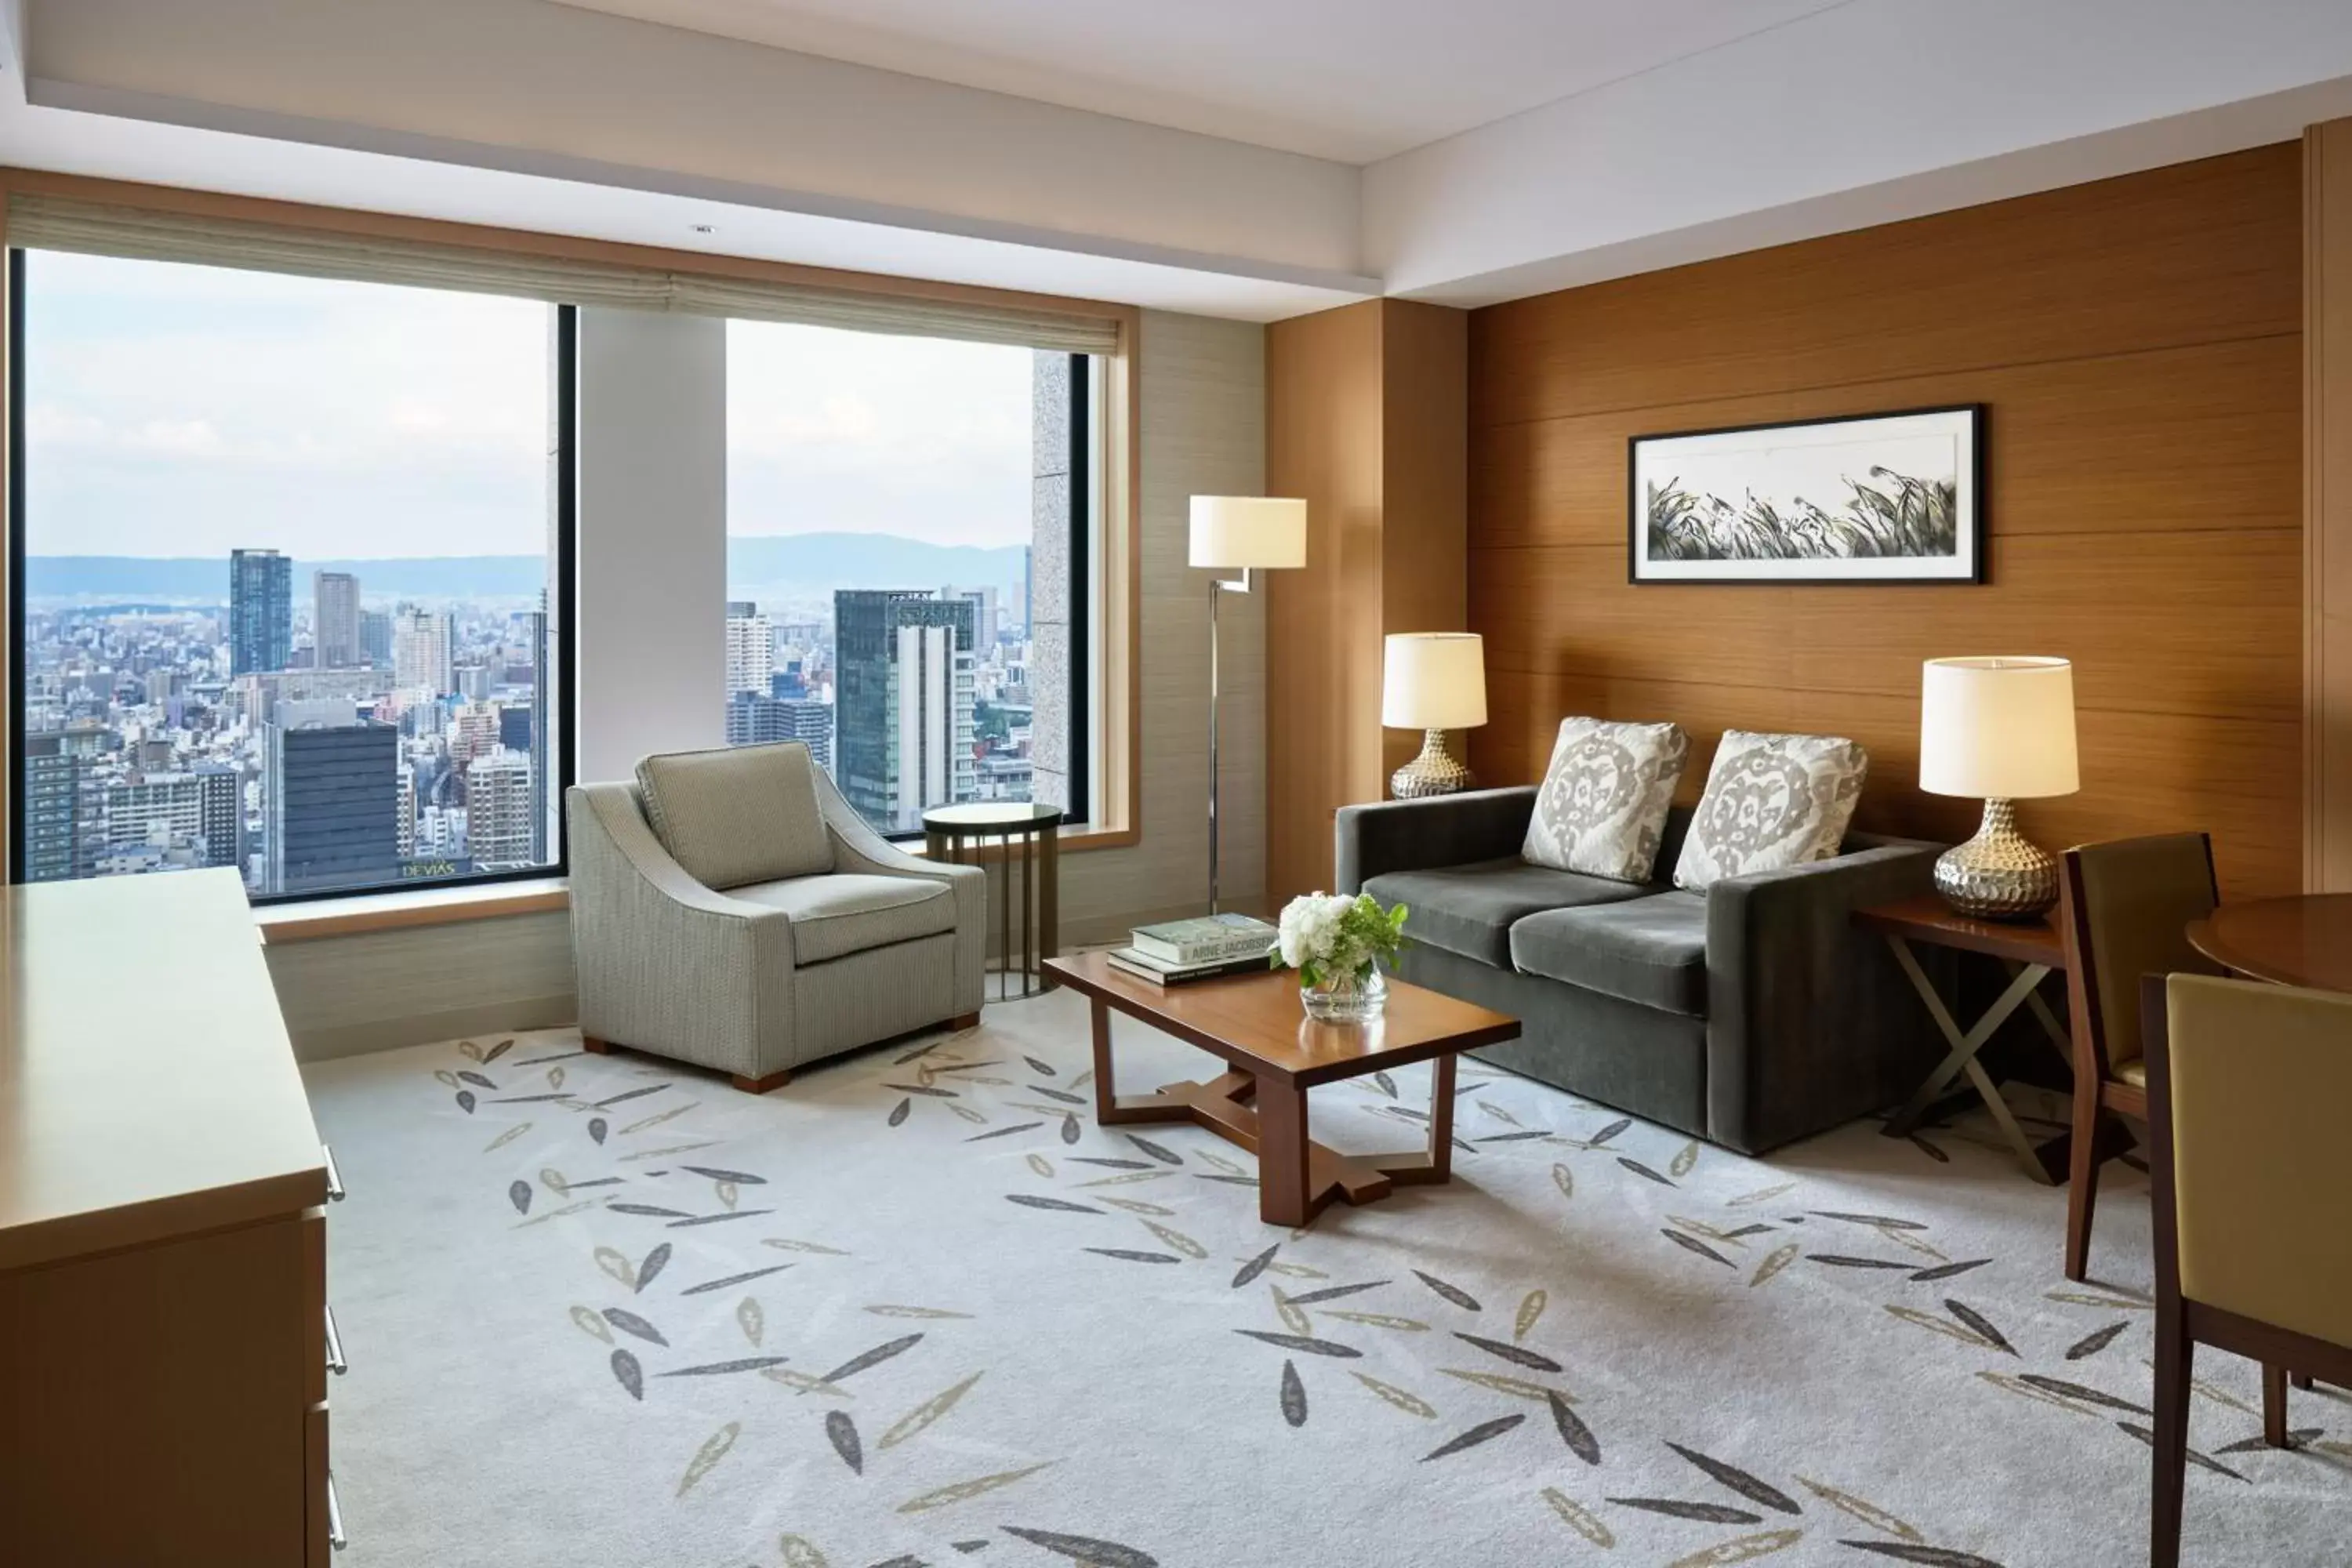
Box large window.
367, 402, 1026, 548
724, 320, 1093, 836
10, 249, 574, 902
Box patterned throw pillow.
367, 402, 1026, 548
1521, 717, 1691, 884
1671, 730, 1869, 893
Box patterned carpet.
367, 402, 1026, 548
303, 988, 2351, 1568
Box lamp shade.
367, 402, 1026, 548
1189, 495, 1306, 569
1918, 656, 2079, 799
1382, 633, 1487, 730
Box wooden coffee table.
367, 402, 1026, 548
1041, 952, 1521, 1228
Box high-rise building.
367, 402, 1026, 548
359, 608, 394, 667
313, 571, 362, 668
448, 702, 503, 772
522, 603, 550, 866
834, 590, 976, 833
725, 693, 833, 766
196, 764, 241, 869
20, 732, 81, 882
393, 608, 454, 695
466, 751, 535, 869
725, 603, 775, 696
263, 702, 398, 895
396, 763, 418, 861
228, 549, 292, 676
943, 585, 999, 649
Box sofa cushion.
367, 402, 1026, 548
728, 873, 956, 965
1672, 730, 1869, 893
635, 742, 833, 890
1522, 716, 1690, 883
1365, 857, 1651, 969
1509, 891, 1710, 1017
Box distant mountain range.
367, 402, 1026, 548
24, 532, 1033, 604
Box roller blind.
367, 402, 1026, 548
7, 194, 1123, 355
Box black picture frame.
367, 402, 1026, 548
1626, 403, 1987, 586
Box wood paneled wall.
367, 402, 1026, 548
1266, 299, 1468, 904
2310, 119, 2352, 892
1467, 144, 2305, 899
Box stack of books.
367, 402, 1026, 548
1106, 913, 1279, 985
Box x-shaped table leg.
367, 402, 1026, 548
1879, 934, 2061, 1184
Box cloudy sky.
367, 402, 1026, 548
22, 249, 1033, 560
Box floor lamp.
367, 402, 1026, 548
1189, 495, 1307, 913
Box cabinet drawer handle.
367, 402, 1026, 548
325, 1471, 347, 1552
323, 1144, 346, 1203
324, 1304, 347, 1376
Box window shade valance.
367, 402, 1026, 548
6, 194, 1123, 356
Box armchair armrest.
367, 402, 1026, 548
566, 782, 799, 1076
810, 768, 986, 1007
1335, 786, 1538, 894
1703, 837, 1944, 1152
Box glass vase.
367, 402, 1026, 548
1301, 964, 1387, 1024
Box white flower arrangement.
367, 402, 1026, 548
1272, 891, 1410, 988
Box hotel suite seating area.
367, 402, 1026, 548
3, 5, 2352, 1566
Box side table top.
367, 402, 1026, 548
2188, 894, 2352, 994
1855, 894, 2067, 968
1042, 950, 1520, 1088
923, 802, 1064, 831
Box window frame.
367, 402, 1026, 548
4, 248, 582, 905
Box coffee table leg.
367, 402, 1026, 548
1256, 1076, 1312, 1227
1427, 1053, 1457, 1182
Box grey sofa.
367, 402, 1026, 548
1337, 786, 1942, 1154
567, 742, 985, 1092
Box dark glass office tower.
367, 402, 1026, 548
264, 717, 397, 895
229, 548, 293, 676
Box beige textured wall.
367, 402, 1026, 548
270, 307, 1266, 1058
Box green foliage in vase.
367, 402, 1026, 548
1272, 892, 1410, 988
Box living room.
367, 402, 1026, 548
2, 2, 2350, 1565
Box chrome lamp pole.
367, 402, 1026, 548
1189, 496, 1307, 916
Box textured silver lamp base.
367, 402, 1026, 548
1391, 728, 1475, 799
1934, 797, 2059, 920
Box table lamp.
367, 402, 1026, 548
1191, 495, 1307, 913
1918, 655, 2079, 919
1383, 633, 1486, 797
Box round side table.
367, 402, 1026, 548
922, 803, 1063, 1000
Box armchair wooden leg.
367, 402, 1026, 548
2263, 1364, 2291, 1447
2292, 1372, 2314, 1390
582, 1036, 612, 1055
946, 1012, 981, 1031
2063, 1092, 2103, 1283
730, 1068, 792, 1094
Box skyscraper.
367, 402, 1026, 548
313, 570, 362, 668
725, 602, 775, 697
523, 602, 550, 865
466, 751, 535, 869
20, 732, 81, 882
942, 585, 999, 649
196, 764, 242, 869
393, 608, 454, 695
835, 590, 976, 833
359, 608, 394, 667
229, 549, 292, 676
263, 702, 398, 895
725, 693, 833, 766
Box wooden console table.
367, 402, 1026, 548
0, 872, 338, 1564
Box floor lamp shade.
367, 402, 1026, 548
1189, 496, 1307, 570
1918, 656, 2078, 919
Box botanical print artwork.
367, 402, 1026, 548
1630, 406, 1984, 583
306, 995, 2351, 1568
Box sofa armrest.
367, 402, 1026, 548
566, 782, 799, 1076
1335, 786, 1538, 894
1703, 838, 1944, 1152
810, 768, 986, 1009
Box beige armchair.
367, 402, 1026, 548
566, 742, 985, 1092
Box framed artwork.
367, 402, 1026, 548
1628, 405, 1984, 584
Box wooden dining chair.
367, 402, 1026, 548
2146, 972, 2352, 1568
2054, 833, 2220, 1283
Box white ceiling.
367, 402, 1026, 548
548, 0, 1852, 163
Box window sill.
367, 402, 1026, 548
255, 879, 571, 945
